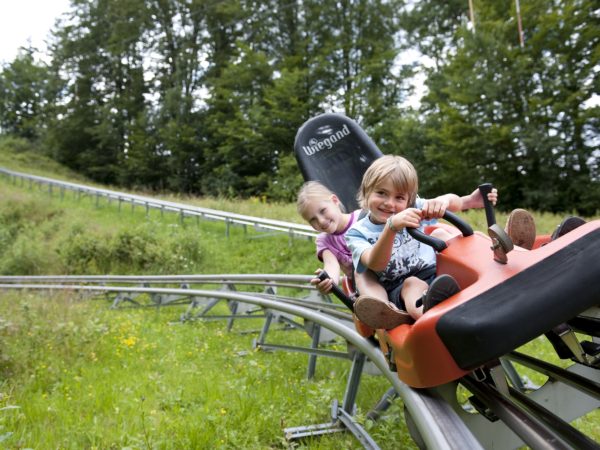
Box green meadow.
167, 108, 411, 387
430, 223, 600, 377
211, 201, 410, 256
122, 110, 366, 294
0, 140, 598, 448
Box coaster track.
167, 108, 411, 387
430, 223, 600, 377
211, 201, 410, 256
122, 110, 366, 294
1, 276, 598, 449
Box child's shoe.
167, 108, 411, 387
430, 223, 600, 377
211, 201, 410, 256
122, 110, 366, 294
354, 295, 413, 329
422, 274, 460, 313
505, 209, 536, 249
550, 216, 586, 241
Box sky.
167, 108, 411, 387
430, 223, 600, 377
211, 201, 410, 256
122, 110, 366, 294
0, 0, 71, 65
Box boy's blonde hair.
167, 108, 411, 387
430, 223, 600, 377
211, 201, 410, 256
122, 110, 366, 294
357, 155, 418, 209
296, 181, 345, 219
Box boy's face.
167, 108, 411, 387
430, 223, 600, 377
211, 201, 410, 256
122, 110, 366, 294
302, 196, 344, 233
367, 178, 410, 224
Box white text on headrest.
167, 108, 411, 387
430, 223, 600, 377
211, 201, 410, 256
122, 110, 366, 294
302, 124, 350, 156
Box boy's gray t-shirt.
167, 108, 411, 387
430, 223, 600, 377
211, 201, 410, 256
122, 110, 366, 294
345, 199, 436, 292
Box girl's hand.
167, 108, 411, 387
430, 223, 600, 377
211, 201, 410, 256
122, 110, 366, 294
310, 269, 334, 294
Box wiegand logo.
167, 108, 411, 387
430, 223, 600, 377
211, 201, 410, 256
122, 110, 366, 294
302, 124, 351, 156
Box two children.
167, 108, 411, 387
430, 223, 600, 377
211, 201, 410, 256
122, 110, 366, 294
296, 181, 407, 319
298, 155, 497, 330
298, 154, 586, 332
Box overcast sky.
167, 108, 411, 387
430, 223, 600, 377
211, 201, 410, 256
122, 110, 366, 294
0, 0, 70, 64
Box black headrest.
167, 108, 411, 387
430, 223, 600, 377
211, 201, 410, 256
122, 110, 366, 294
294, 113, 382, 211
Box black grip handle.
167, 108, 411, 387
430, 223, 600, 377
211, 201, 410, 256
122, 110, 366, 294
317, 270, 354, 312
407, 210, 474, 252
478, 183, 496, 227
406, 228, 447, 252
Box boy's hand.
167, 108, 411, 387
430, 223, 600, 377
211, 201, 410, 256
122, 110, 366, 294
486, 188, 498, 205
391, 208, 422, 229
421, 198, 450, 219
462, 187, 498, 209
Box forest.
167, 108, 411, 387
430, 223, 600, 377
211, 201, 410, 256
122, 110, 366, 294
0, 0, 598, 214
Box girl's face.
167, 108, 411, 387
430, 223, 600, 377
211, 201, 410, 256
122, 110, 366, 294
302, 196, 345, 234
367, 178, 410, 224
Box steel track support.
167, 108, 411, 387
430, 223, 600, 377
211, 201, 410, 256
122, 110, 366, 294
284, 351, 382, 449
434, 356, 600, 450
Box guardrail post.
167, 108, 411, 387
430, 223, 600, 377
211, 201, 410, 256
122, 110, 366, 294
341, 351, 366, 414
307, 324, 321, 379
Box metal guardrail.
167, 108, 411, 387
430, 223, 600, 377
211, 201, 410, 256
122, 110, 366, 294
0, 168, 318, 240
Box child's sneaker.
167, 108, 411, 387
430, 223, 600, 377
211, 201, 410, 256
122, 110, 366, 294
505, 209, 536, 250
422, 274, 460, 313
550, 216, 586, 241
354, 295, 414, 329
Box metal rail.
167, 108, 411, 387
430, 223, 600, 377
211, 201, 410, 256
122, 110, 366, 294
0, 273, 315, 286
506, 351, 600, 401
0, 273, 351, 313
432, 355, 600, 449
0, 168, 317, 239
460, 375, 575, 450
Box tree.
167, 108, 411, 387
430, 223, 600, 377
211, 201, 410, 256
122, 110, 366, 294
3, 0, 595, 212
0, 48, 56, 140
47, 0, 151, 184
401, 0, 599, 214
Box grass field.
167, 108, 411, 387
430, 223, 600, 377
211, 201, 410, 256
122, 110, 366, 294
0, 139, 598, 448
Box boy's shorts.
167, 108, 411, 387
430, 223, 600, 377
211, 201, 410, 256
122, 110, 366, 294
386, 265, 437, 309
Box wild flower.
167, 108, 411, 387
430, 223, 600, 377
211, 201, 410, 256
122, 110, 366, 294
122, 336, 138, 348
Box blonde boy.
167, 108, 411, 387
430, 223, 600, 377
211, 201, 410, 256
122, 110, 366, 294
346, 155, 497, 329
